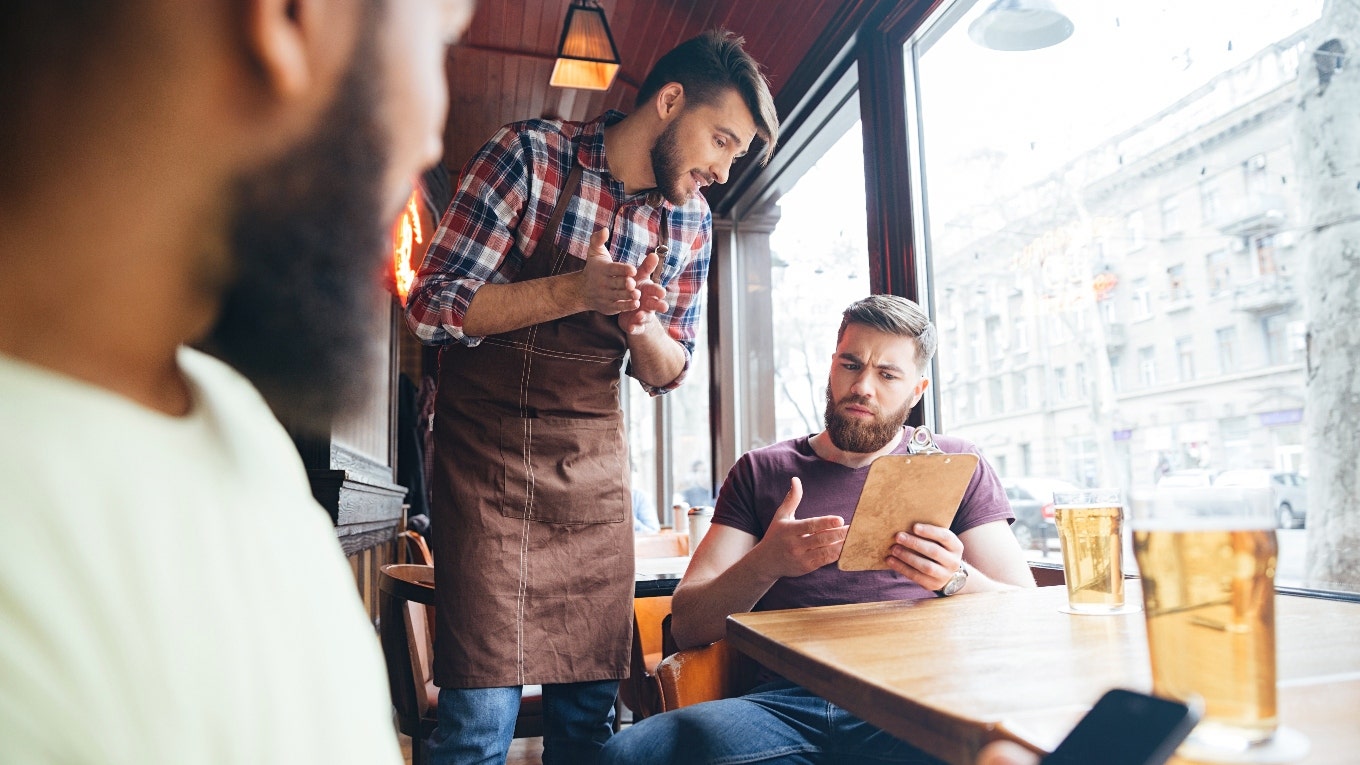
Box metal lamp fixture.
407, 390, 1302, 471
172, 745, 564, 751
968, 0, 1074, 52
549, 0, 621, 91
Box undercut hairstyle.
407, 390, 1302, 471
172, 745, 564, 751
837, 295, 938, 372
635, 29, 780, 165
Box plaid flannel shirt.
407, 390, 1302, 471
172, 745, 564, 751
405, 111, 712, 395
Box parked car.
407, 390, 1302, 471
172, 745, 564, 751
1002, 477, 1081, 551
1214, 469, 1308, 529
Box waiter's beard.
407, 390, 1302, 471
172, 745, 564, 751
650, 117, 694, 206
823, 388, 912, 454
204, 8, 390, 433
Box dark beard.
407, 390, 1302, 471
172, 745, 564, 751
202, 13, 389, 433
649, 118, 691, 205
823, 387, 911, 454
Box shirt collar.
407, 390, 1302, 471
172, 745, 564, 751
575, 110, 672, 211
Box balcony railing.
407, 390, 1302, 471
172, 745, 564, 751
1233, 274, 1296, 313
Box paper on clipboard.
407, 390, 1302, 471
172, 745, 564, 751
837, 451, 978, 571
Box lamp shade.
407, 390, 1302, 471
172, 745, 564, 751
550, 1, 621, 91
968, 0, 1074, 52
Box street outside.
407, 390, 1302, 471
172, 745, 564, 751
1021, 528, 1311, 587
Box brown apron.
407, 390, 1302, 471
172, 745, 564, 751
430, 165, 667, 688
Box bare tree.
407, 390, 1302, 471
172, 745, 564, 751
1295, 0, 1360, 590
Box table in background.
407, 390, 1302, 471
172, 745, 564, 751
635, 555, 691, 598
727, 582, 1360, 765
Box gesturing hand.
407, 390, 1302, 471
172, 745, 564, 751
579, 228, 641, 316
618, 249, 668, 336
885, 523, 965, 591
754, 478, 848, 580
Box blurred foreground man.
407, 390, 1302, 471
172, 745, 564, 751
0, 1, 472, 762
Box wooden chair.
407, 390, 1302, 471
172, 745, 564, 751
618, 595, 674, 719
652, 563, 1065, 712
377, 564, 542, 765
398, 529, 434, 566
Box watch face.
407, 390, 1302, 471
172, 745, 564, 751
942, 567, 967, 595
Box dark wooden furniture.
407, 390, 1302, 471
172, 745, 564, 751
377, 564, 543, 765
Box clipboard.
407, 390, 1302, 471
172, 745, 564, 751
837, 428, 978, 571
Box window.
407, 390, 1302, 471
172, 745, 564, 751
1138, 346, 1157, 387
1166, 264, 1188, 302
1160, 194, 1181, 235
1253, 234, 1279, 277
908, 0, 1330, 587
1127, 210, 1146, 250
1176, 336, 1196, 382
986, 315, 1004, 359
1216, 326, 1238, 373
1013, 370, 1030, 410
1206, 250, 1232, 294
1013, 317, 1030, 353
989, 376, 1005, 414
766, 123, 870, 444
1263, 312, 1289, 366
1199, 177, 1222, 223
1131, 278, 1152, 319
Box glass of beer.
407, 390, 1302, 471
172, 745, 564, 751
1052, 488, 1132, 614
1131, 490, 1309, 761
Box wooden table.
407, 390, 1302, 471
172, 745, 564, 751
726, 583, 1360, 765
635, 555, 690, 598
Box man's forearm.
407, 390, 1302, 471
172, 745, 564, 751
624, 316, 687, 389
461, 273, 585, 338
671, 555, 780, 650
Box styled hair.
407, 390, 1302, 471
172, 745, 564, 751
635, 29, 779, 165
837, 295, 938, 371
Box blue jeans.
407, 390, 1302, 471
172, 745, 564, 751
427, 680, 618, 765
599, 682, 945, 765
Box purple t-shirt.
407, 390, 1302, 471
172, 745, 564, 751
712, 432, 1013, 610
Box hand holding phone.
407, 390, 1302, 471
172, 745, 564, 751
1040, 689, 1201, 765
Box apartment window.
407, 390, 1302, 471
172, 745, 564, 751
1074, 362, 1088, 398
1013, 317, 1030, 353
989, 376, 1005, 414
1253, 234, 1278, 277
1100, 296, 1118, 324
1054, 367, 1068, 400
1138, 346, 1157, 387
1166, 264, 1187, 302
1013, 370, 1029, 410
1160, 194, 1181, 235
1263, 312, 1289, 366
1131, 277, 1152, 319
1176, 336, 1196, 382
986, 315, 1004, 359
1199, 177, 1222, 222
1216, 326, 1238, 373
1206, 250, 1231, 294
1108, 355, 1122, 393
1127, 210, 1146, 250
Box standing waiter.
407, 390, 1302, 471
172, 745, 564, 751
405, 30, 779, 765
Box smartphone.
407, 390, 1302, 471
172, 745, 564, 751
1040, 688, 1201, 765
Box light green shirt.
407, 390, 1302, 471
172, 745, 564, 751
0, 348, 402, 765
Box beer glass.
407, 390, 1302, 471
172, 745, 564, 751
1131, 489, 1309, 761
1052, 488, 1133, 614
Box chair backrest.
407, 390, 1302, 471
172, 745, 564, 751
620, 595, 673, 719
378, 564, 437, 737
398, 530, 434, 566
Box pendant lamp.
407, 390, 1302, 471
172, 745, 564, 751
549, 0, 621, 91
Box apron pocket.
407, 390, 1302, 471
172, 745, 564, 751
498, 414, 628, 525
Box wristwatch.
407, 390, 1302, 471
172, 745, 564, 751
934, 562, 969, 597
